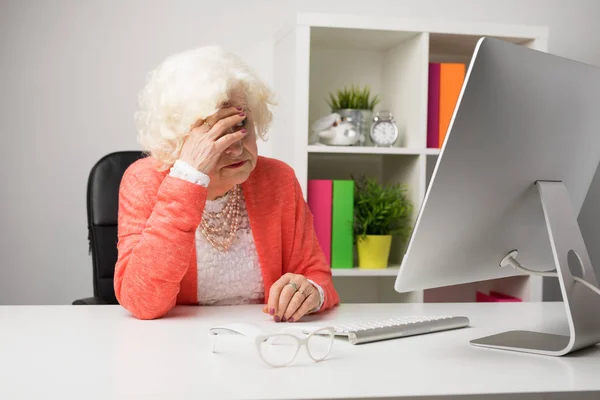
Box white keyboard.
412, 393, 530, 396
304, 315, 470, 345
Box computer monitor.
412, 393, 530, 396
394, 37, 600, 356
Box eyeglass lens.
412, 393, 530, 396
259, 335, 298, 367
307, 328, 334, 361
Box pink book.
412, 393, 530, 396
490, 291, 522, 302
476, 291, 522, 302
427, 63, 441, 148
307, 180, 332, 265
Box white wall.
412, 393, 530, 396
1, 0, 599, 304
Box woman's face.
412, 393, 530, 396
210, 89, 258, 190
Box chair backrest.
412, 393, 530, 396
87, 151, 146, 303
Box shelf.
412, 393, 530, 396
308, 145, 440, 156
424, 148, 441, 155
429, 32, 534, 58
311, 27, 419, 51
331, 266, 400, 277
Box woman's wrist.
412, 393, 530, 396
169, 160, 210, 187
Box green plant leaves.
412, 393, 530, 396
352, 175, 413, 243
326, 85, 381, 111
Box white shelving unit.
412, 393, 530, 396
272, 13, 549, 304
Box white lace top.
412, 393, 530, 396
169, 160, 324, 309
195, 190, 264, 305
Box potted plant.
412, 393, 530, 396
327, 85, 381, 145
353, 175, 413, 269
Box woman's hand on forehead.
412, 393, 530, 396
222, 101, 248, 112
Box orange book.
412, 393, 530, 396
438, 63, 466, 147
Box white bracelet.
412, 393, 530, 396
307, 279, 325, 313
169, 160, 210, 187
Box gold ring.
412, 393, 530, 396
203, 121, 212, 128
298, 288, 307, 297
287, 282, 298, 292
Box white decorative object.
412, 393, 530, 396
310, 113, 364, 146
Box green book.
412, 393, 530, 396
331, 180, 354, 269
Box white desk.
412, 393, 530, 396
1, 303, 599, 400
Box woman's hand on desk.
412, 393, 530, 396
262, 273, 320, 323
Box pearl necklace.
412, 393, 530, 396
200, 185, 243, 251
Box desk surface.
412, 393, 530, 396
1, 302, 599, 399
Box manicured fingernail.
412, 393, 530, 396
236, 106, 242, 110
239, 112, 246, 117
274, 316, 281, 322
241, 128, 247, 133
288, 317, 294, 323
281, 317, 287, 322
269, 308, 275, 316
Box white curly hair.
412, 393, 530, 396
134, 45, 275, 170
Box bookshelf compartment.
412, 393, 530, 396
426, 32, 545, 151
309, 28, 428, 150
308, 153, 421, 275
423, 275, 534, 302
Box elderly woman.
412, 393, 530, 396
115, 45, 339, 320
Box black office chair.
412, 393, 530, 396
73, 151, 146, 305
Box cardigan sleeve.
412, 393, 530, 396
284, 175, 340, 312
114, 167, 207, 320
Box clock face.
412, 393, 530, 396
371, 121, 397, 145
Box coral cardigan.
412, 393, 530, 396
114, 155, 340, 319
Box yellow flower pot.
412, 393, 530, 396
357, 235, 392, 269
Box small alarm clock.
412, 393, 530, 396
370, 111, 399, 147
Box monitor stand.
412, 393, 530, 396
470, 180, 600, 356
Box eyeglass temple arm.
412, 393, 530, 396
211, 334, 218, 353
